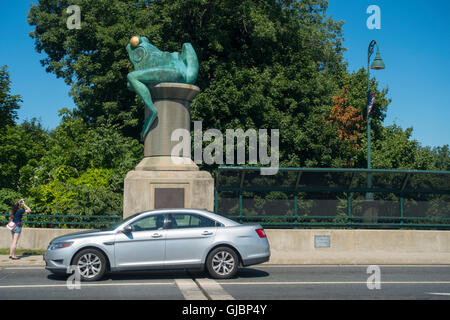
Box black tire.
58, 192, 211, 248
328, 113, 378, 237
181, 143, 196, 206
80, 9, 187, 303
72, 248, 107, 282
206, 246, 239, 279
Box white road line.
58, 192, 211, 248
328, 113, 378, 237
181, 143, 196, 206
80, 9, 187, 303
175, 279, 208, 300
0, 282, 173, 289
260, 265, 450, 268
427, 292, 450, 296
218, 281, 450, 285
196, 278, 235, 300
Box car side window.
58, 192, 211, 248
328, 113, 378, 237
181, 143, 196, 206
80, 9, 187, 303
169, 213, 217, 229
129, 214, 164, 232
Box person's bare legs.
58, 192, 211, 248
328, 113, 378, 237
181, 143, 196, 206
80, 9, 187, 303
9, 232, 20, 258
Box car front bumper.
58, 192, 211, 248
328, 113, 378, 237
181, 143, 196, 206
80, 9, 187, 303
43, 248, 72, 274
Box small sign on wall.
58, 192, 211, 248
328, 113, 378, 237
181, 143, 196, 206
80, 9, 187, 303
314, 235, 331, 248
154, 188, 185, 209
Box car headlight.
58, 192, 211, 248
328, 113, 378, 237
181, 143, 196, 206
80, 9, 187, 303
48, 241, 73, 250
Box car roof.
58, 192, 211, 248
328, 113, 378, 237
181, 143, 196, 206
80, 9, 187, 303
132, 208, 239, 226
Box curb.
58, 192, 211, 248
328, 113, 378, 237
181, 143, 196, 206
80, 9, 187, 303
0, 255, 45, 268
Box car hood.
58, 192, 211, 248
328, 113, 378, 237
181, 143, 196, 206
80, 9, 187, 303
50, 229, 114, 243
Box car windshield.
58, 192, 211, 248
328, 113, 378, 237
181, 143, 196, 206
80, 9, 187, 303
102, 212, 141, 231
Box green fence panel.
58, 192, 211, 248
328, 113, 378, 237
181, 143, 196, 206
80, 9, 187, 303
215, 167, 450, 230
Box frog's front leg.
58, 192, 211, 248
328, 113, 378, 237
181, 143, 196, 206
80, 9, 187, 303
127, 67, 185, 141
129, 76, 157, 141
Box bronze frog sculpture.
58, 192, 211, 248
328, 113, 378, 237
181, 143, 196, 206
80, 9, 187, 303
126, 36, 199, 140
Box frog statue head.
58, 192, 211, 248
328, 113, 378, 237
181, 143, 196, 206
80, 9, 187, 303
126, 36, 199, 140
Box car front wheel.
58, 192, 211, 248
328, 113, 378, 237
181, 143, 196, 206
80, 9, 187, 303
72, 248, 107, 282
206, 247, 239, 279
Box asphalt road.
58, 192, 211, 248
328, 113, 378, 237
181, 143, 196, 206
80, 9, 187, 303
0, 265, 449, 300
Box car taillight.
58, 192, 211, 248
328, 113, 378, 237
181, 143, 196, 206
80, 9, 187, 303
255, 228, 266, 238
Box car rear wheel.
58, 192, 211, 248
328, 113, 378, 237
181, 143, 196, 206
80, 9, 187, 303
72, 248, 106, 282
206, 247, 239, 279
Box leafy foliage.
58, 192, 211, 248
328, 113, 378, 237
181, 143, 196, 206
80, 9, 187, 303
0, 120, 50, 190
0, 1, 443, 228
28, 0, 156, 139
0, 66, 22, 129
27, 0, 355, 168
26, 110, 142, 217
358, 124, 436, 170
0, 76, 142, 225
328, 84, 364, 162
30, 168, 123, 216
0, 188, 23, 215
432, 145, 450, 171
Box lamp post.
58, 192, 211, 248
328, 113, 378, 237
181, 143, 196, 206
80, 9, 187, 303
366, 40, 385, 201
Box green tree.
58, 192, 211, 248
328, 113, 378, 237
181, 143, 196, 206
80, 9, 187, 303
20, 0, 449, 226
28, 0, 365, 168
28, 0, 154, 139
0, 188, 23, 216
0, 66, 22, 129
28, 0, 396, 171
432, 145, 450, 171
30, 109, 142, 186
24, 109, 142, 221
356, 124, 435, 170
30, 168, 123, 217
340, 68, 391, 142
0, 120, 50, 190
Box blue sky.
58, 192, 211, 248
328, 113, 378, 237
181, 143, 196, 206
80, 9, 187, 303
327, 0, 450, 148
0, 1, 76, 132
0, 0, 449, 148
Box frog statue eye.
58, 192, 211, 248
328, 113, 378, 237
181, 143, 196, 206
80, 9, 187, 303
132, 47, 146, 63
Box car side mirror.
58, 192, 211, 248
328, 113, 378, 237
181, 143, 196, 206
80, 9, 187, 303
122, 225, 132, 234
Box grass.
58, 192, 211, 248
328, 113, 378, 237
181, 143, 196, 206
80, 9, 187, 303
0, 248, 45, 256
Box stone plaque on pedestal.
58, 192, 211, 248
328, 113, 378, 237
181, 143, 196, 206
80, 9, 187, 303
154, 188, 184, 209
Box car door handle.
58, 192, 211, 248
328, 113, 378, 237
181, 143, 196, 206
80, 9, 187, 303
151, 233, 163, 238
202, 231, 213, 236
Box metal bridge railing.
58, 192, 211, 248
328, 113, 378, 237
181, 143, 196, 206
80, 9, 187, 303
0, 212, 122, 229
215, 167, 450, 230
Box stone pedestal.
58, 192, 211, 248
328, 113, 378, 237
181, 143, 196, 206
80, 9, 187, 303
145, 83, 199, 157
123, 83, 214, 219
123, 170, 214, 219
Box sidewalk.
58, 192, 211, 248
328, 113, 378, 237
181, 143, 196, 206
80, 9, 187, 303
0, 255, 45, 268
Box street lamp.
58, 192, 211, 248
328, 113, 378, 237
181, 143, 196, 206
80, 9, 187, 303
366, 40, 385, 201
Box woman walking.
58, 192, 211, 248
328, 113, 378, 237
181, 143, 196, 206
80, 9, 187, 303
9, 199, 31, 260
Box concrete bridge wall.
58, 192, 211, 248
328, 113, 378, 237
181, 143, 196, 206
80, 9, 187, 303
1, 227, 449, 264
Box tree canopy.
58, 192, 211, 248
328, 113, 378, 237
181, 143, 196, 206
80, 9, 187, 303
0, 66, 21, 129
0, 0, 444, 222
27, 0, 393, 168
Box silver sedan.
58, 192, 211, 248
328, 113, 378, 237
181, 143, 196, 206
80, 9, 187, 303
44, 209, 270, 281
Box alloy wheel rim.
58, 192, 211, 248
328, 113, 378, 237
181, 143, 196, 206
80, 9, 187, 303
77, 253, 102, 279
212, 251, 235, 276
